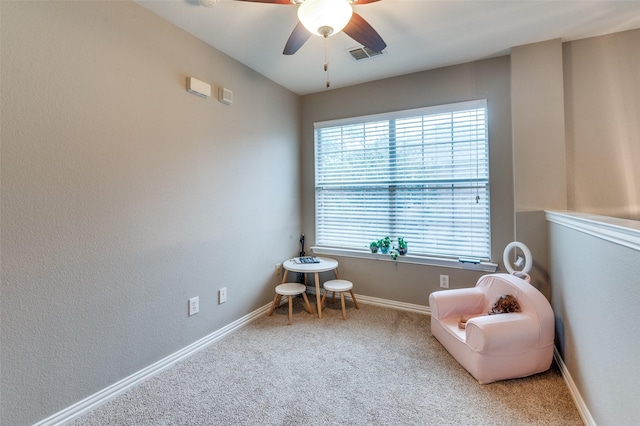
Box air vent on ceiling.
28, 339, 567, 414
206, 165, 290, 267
347, 46, 386, 61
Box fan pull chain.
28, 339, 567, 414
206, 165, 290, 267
324, 39, 330, 89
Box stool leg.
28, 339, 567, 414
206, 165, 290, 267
331, 291, 336, 305
268, 293, 280, 316
321, 288, 328, 308
288, 296, 293, 325
340, 292, 347, 320
349, 290, 360, 309
301, 292, 313, 315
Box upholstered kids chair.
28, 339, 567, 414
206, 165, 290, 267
429, 273, 554, 384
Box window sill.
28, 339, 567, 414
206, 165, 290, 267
311, 246, 498, 272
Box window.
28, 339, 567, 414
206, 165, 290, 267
314, 99, 490, 260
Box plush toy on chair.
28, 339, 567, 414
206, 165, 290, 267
429, 273, 555, 384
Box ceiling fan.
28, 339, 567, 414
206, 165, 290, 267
235, 0, 387, 55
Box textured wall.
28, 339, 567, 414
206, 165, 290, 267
0, 2, 300, 425
564, 28, 640, 220
548, 214, 640, 424
510, 39, 567, 298
511, 39, 567, 213
300, 57, 514, 304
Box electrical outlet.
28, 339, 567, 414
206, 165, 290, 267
188, 296, 199, 316
275, 263, 282, 276
219, 287, 227, 304
439, 275, 449, 289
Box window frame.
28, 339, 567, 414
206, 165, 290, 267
311, 100, 497, 272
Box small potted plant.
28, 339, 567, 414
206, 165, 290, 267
369, 241, 379, 253
390, 248, 399, 260
397, 237, 408, 255
379, 236, 392, 254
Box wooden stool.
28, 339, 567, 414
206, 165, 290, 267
268, 283, 313, 325
321, 279, 360, 320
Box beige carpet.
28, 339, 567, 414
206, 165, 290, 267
73, 296, 583, 425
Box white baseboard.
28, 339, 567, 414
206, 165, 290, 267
347, 293, 431, 315
37, 293, 428, 425
553, 346, 596, 426
34, 305, 272, 426
42, 295, 593, 426
306, 286, 431, 315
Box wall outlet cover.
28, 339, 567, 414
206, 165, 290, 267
439, 275, 450, 289
188, 296, 199, 316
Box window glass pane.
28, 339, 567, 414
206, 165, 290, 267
315, 100, 490, 260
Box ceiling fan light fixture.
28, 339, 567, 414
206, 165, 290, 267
298, 0, 353, 37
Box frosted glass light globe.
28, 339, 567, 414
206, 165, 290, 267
298, 0, 353, 37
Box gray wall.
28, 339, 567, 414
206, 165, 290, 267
549, 217, 640, 424
564, 29, 640, 221
512, 39, 567, 214
0, 2, 301, 425
511, 39, 567, 298
512, 29, 640, 424
512, 31, 640, 423
548, 28, 640, 425
300, 57, 514, 304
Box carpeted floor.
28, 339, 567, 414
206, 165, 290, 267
73, 296, 583, 425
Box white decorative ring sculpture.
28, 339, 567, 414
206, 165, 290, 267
503, 241, 533, 275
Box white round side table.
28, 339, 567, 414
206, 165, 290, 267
281, 257, 338, 319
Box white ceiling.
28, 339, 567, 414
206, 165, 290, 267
135, 0, 640, 95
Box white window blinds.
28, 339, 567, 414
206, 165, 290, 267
314, 99, 490, 260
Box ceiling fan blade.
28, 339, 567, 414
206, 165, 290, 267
283, 22, 312, 55
343, 12, 387, 53
352, 0, 381, 4
234, 0, 292, 4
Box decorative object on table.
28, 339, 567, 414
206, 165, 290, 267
294, 256, 320, 264
378, 236, 391, 254
297, 233, 306, 283
397, 237, 408, 255
369, 241, 379, 253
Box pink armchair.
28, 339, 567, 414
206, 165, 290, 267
429, 273, 554, 384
